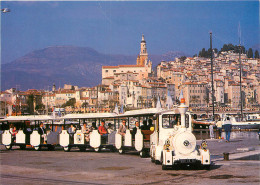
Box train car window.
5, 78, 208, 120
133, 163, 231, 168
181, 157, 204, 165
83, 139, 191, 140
162, 114, 180, 128
185, 114, 190, 128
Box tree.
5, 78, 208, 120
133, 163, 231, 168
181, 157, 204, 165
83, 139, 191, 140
138, 96, 144, 108
62, 98, 76, 108
35, 104, 44, 110
190, 95, 199, 107
26, 94, 34, 114
255, 50, 259, 59
247, 48, 253, 58
179, 56, 187, 62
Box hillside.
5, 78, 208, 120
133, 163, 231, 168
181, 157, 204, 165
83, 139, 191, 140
1, 46, 186, 90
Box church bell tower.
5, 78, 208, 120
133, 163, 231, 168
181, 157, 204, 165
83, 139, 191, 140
137, 34, 148, 66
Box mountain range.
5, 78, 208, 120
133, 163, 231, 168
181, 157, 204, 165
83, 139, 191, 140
1, 46, 186, 91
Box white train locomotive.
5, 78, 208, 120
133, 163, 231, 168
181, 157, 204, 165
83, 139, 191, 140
150, 98, 211, 170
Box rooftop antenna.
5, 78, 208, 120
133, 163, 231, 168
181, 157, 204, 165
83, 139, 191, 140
238, 22, 243, 120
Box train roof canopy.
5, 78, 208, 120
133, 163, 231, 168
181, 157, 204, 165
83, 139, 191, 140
62, 112, 117, 119
1, 115, 56, 121
116, 108, 165, 117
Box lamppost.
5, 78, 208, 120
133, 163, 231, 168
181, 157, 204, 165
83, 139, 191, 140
1, 8, 10, 117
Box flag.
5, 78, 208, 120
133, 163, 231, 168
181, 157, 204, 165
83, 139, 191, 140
114, 103, 119, 114
120, 104, 124, 114
179, 89, 184, 102
166, 91, 173, 109
156, 96, 162, 110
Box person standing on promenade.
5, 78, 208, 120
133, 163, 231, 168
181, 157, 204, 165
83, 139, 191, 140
209, 124, 214, 139
216, 118, 223, 139
223, 117, 232, 142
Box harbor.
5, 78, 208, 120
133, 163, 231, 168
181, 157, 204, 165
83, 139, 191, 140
1, 135, 259, 185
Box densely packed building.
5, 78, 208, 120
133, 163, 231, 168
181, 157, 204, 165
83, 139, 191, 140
1, 35, 259, 116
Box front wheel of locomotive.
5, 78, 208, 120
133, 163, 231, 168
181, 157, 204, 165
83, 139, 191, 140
203, 165, 211, 170
162, 164, 168, 170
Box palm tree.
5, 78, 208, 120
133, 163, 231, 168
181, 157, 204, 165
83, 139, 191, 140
138, 96, 144, 108
152, 96, 158, 108
203, 96, 210, 116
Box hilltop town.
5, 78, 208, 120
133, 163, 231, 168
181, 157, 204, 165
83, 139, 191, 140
1, 35, 259, 116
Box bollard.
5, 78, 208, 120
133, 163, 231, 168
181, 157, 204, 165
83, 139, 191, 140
223, 153, 229, 161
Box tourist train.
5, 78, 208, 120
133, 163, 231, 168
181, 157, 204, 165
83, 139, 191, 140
0, 98, 211, 170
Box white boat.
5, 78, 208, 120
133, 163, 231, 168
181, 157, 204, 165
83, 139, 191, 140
223, 116, 260, 130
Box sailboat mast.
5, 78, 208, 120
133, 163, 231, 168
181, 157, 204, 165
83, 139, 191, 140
210, 32, 215, 120
238, 23, 243, 120
239, 44, 243, 120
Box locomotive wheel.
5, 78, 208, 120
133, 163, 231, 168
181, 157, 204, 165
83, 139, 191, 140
48, 145, 55, 151
110, 146, 116, 152
140, 151, 147, 158
34, 146, 41, 151
118, 149, 124, 154
155, 160, 161, 165
204, 165, 211, 170
5, 145, 12, 150
64, 146, 71, 152
79, 146, 86, 152
94, 147, 100, 152
20, 145, 26, 150
162, 165, 168, 170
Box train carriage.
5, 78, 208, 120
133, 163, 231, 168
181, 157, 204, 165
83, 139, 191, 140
60, 113, 117, 152
1, 115, 60, 150
115, 108, 161, 157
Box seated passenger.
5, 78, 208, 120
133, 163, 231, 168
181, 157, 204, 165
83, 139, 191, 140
81, 122, 90, 142
90, 122, 97, 131
98, 120, 108, 137
9, 124, 14, 135
107, 123, 114, 134
10, 125, 18, 142
148, 119, 153, 129
13, 126, 18, 136
141, 120, 149, 130
132, 121, 139, 139
38, 122, 47, 144
68, 124, 76, 139
118, 120, 127, 137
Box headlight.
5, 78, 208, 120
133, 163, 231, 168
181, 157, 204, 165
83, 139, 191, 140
164, 139, 170, 150
201, 140, 207, 149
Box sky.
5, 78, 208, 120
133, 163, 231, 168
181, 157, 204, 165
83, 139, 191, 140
1, 1, 259, 64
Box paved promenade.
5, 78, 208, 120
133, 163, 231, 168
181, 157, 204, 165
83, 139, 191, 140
0, 137, 259, 185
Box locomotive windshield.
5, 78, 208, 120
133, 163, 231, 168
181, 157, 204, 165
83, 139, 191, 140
162, 114, 180, 128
